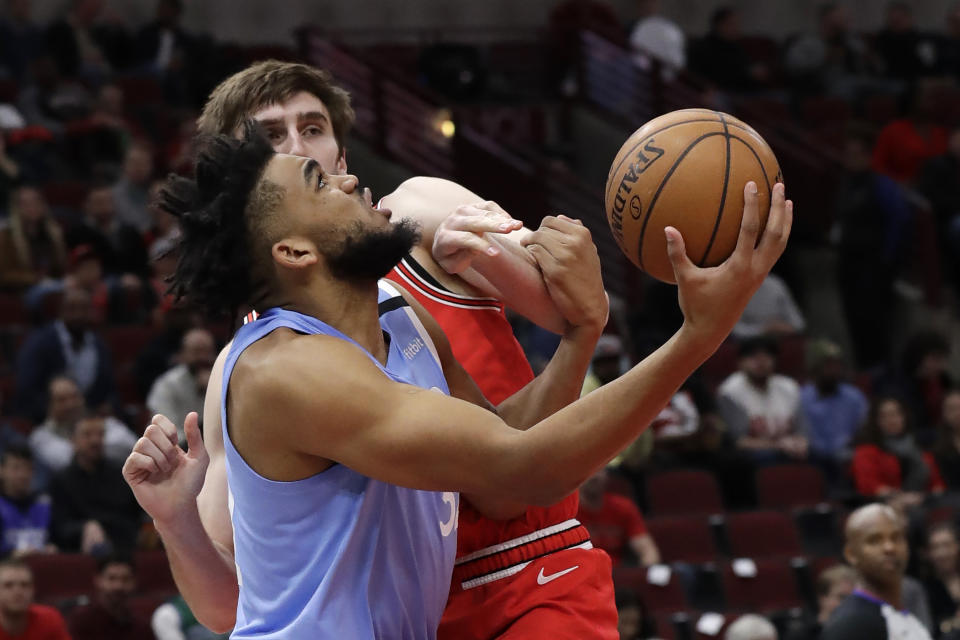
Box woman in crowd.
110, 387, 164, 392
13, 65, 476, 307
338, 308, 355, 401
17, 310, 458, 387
0, 185, 66, 290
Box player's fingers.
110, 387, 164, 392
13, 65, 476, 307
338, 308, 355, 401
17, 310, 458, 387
151, 414, 179, 444
733, 182, 761, 261
757, 182, 786, 251
526, 242, 560, 275
131, 439, 166, 474
441, 231, 500, 257
448, 208, 520, 235
143, 424, 180, 466
664, 226, 694, 281
556, 214, 584, 226
184, 412, 208, 462
122, 451, 159, 482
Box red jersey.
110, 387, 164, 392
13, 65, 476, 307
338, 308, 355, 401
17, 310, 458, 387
385, 256, 580, 559
0, 604, 71, 640
577, 493, 649, 566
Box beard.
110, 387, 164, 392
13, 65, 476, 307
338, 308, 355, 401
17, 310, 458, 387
326, 218, 421, 282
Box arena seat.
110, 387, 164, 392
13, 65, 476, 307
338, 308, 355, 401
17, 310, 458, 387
129, 592, 170, 628
925, 506, 958, 528
647, 515, 719, 564
755, 464, 826, 509
725, 511, 804, 559
0, 293, 27, 326
134, 549, 176, 596
26, 553, 96, 603
104, 326, 156, 368
650, 611, 681, 639
612, 567, 688, 613
720, 558, 805, 613
646, 470, 724, 517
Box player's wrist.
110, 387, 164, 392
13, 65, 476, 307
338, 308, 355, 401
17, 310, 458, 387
152, 503, 204, 541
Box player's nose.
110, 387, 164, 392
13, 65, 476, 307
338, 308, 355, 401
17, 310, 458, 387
327, 173, 359, 193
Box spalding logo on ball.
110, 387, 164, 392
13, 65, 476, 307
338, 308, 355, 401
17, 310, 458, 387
605, 108, 782, 284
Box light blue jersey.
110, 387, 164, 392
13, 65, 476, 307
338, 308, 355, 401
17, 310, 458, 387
221, 281, 459, 639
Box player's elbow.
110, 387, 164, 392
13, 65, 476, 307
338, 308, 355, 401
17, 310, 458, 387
197, 608, 236, 635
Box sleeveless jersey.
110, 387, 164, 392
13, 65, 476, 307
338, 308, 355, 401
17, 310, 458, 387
222, 282, 459, 639
385, 257, 579, 565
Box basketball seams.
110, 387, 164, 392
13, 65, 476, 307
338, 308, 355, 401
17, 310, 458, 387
634, 130, 730, 272
699, 113, 733, 266
605, 114, 760, 194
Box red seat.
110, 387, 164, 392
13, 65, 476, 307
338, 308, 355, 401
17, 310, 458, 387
756, 464, 827, 509
651, 611, 679, 639
726, 511, 804, 559
0, 294, 26, 325
26, 553, 96, 603
647, 470, 724, 517
612, 567, 688, 613
129, 593, 170, 627
134, 549, 175, 596
721, 558, 804, 612
777, 334, 807, 381
701, 340, 739, 391
926, 506, 957, 528
801, 96, 851, 126
646, 515, 718, 564
605, 473, 636, 501
810, 556, 846, 580
40, 181, 88, 210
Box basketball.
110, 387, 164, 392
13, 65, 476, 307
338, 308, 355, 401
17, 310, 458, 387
604, 108, 782, 284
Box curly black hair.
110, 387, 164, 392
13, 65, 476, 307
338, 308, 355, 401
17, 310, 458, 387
158, 123, 282, 319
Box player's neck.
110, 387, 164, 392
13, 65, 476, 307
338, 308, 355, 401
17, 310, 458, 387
276, 278, 388, 364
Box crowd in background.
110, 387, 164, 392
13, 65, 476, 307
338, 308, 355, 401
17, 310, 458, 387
1, 0, 960, 638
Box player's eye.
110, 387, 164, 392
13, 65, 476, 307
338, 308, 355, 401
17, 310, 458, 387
303, 125, 323, 137
316, 170, 326, 191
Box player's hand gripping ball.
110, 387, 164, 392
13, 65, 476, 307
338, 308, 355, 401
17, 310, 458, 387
605, 108, 782, 283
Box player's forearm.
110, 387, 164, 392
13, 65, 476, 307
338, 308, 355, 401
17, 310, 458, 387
154, 507, 238, 633
505, 325, 717, 506
497, 324, 601, 430
463, 234, 567, 334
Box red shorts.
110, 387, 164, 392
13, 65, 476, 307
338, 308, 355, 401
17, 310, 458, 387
438, 546, 618, 640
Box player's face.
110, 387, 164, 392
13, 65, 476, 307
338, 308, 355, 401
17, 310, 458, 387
846, 513, 908, 589
252, 92, 347, 176
263, 154, 419, 281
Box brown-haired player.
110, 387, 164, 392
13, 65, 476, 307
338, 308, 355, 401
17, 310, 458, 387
129, 60, 617, 638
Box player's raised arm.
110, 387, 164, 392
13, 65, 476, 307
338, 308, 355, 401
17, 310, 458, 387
246, 182, 790, 505
383, 176, 593, 334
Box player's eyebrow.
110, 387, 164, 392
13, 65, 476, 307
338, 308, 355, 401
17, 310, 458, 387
303, 159, 319, 188
297, 111, 329, 125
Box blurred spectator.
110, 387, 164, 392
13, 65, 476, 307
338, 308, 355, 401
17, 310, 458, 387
939, 2, 960, 79
16, 56, 93, 133
872, 81, 949, 184
0, 186, 66, 290
147, 328, 214, 441
66, 186, 148, 279
688, 6, 768, 93
69, 554, 154, 640
851, 396, 944, 508
133, 0, 202, 106
29, 376, 136, 475
147, 235, 178, 322
784, 2, 881, 99
785, 564, 857, 639
731, 273, 805, 339
874, 1, 939, 81
800, 339, 868, 484
822, 504, 932, 639
725, 614, 777, 640
648, 374, 724, 463
629, 0, 685, 80
143, 180, 179, 250
923, 522, 960, 637
49, 415, 142, 554
876, 331, 955, 447
0, 560, 70, 639
0, 0, 45, 81
0, 133, 21, 213
0, 444, 53, 558
45, 0, 130, 80
933, 390, 960, 491
577, 467, 659, 567
13, 287, 115, 423
916, 128, 960, 296
63, 84, 136, 174
717, 336, 809, 464
152, 593, 230, 640
111, 142, 154, 233
582, 335, 626, 395
834, 127, 911, 368
134, 306, 202, 398
547, 0, 624, 94
614, 589, 656, 640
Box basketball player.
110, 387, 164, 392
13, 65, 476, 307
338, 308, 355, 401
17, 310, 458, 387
125, 126, 790, 638
133, 60, 617, 638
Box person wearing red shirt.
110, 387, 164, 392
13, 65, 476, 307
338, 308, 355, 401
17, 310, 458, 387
68, 555, 153, 640
851, 397, 944, 512
872, 82, 949, 184
577, 467, 660, 567
0, 560, 70, 640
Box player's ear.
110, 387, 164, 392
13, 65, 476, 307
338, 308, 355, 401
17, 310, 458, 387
335, 147, 348, 174
272, 237, 318, 270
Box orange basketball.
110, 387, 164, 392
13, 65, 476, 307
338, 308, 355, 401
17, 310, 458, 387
604, 108, 782, 284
